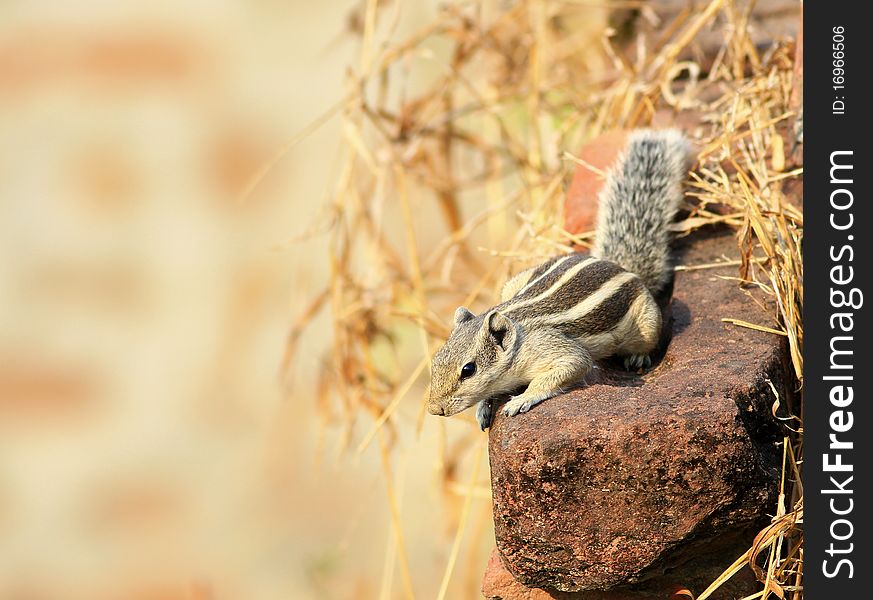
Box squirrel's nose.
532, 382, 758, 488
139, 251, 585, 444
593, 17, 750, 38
428, 403, 445, 416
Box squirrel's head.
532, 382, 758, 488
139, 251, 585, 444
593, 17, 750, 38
427, 306, 520, 418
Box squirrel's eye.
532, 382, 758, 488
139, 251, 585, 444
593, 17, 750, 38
460, 362, 476, 379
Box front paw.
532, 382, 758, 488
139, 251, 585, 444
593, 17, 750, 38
475, 399, 493, 431
500, 395, 535, 417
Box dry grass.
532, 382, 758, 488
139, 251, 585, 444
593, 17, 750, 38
266, 0, 803, 597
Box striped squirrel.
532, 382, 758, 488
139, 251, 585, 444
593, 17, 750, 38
426, 129, 691, 430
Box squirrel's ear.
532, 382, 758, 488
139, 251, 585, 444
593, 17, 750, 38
485, 310, 516, 351
453, 307, 475, 328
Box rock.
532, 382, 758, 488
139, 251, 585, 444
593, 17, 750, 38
564, 131, 628, 235
485, 230, 789, 596
482, 548, 566, 600
482, 543, 761, 600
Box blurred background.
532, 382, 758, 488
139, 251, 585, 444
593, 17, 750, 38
0, 1, 509, 598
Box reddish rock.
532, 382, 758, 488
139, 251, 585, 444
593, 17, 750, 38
483, 548, 565, 600
483, 541, 760, 600
485, 231, 788, 596
564, 131, 628, 235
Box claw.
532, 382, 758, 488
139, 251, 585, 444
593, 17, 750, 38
500, 401, 522, 417
623, 354, 652, 371
500, 394, 542, 417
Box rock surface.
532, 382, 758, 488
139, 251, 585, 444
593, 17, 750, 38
484, 230, 789, 597
482, 543, 761, 600
564, 130, 628, 235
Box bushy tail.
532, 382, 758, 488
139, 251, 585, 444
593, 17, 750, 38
591, 129, 691, 295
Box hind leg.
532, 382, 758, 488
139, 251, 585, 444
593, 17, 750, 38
618, 291, 661, 371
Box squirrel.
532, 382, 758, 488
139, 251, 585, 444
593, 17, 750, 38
426, 129, 692, 430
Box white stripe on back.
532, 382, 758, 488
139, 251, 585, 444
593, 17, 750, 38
525, 270, 638, 327
505, 257, 600, 313
513, 255, 574, 298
